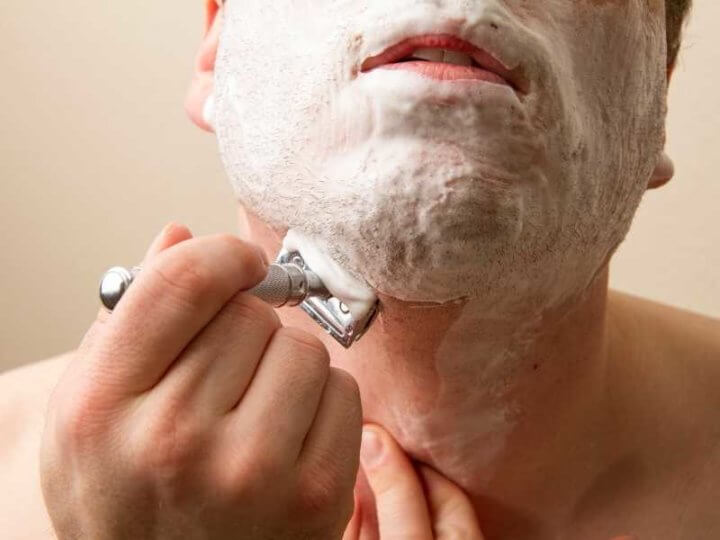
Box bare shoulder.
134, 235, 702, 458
609, 290, 720, 364
609, 289, 720, 418
0, 352, 73, 540
608, 291, 720, 538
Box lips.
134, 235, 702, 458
360, 33, 525, 93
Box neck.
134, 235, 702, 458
241, 208, 618, 536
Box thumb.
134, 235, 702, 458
360, 424, 432, 540
418, 465, 485, 540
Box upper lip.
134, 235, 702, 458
360, 33, 526, 94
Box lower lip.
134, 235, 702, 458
374, 61, 510, 86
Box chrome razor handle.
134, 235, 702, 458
99, 251, 376, 349
99, 260, 326, 311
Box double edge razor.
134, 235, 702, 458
99, 250, 378, 349
270, 248, 378, 348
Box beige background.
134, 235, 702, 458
1, 2, 718, 373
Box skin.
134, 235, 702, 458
211, 0, 667, 314
0, 2, 718, 540
0, 224, 481, 540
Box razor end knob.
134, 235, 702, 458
99, 266, 137, 311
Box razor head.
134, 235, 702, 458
276, 249, 378, 349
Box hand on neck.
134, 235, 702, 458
239, 206, 622, 535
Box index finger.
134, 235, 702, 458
419, 465, 484, 540
86, 233, 269, 396
86, 223, 194, 345
141, 222, 194, 264
360, 425, 433, 540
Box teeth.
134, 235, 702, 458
442, 50, 474, 67
410, 48, 474, 67
411, 48, 445, 63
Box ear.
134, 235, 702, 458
185, 1, 223, 133
647, 64, 677, 190
648, 151, 675, 190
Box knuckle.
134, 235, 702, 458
214, 233, 265, 274
328, 368, 361, 402
225, 294, 281, 333
276, 327, 330, 364
270, 328, 331, 391
296, 479, 336, 515
133, 407, 204, 476
246, 443, 288, 481
326, 369, 362, 421
150, 252, 215, 305
296, 470, 353, 518
219, 445, 283, 500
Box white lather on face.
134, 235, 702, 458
214, 0, 666, 316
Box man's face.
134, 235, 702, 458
214, 0, 667, 311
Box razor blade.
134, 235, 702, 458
273, 249, 378, 348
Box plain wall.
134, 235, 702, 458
1, 2, 718, 373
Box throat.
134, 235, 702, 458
321, 267, 613, 497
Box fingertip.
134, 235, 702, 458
143, 222, 193, 263
163, 222, 194, 242
359, 423, 433, 536
418, 465, 484, 540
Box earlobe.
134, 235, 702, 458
185, 1, 223, 133
647, 151, 675, 190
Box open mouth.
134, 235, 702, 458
360, 34, 526, 93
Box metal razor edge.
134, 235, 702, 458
275, 249, 378, 349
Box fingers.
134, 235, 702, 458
360, 424, 433, 540
85, 232, 269, 396
151, 292, 281, 416
142, 222, 194, 264
85, 223, 194, 347
298, 368, 362, 507
419, 465, 484, 540
341, 490, 362, 540
227, 328, 332, 460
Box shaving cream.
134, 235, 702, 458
283, 229, 377, 321
214, 1, 666, 314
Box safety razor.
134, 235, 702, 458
99, 249, 377, 348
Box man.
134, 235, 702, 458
2, 0, 717, 539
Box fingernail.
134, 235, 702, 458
360, 428, 384, 469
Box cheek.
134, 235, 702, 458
585, 0, 661, 7
583, 0, 664, 16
